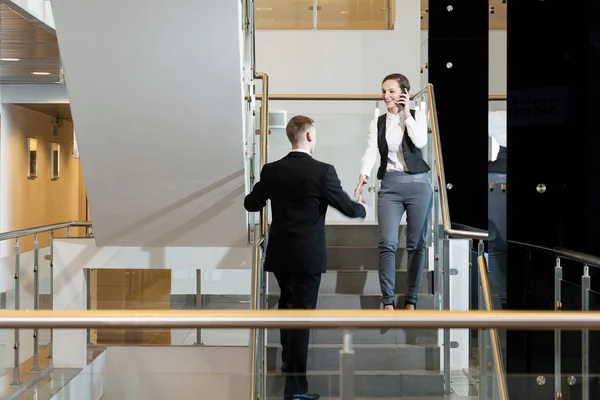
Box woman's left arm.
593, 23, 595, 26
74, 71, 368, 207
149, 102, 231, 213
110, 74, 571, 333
404, 110, 428, 149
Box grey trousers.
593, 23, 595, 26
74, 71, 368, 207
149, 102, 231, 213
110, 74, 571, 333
378, 171, 433, 306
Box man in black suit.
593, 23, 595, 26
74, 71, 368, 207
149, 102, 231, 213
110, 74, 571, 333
244, 115, 368, 400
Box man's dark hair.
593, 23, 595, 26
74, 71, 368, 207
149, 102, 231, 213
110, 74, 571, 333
286, 115, 314, 144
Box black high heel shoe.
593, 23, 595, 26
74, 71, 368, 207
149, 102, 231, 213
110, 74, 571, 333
404, 300, 417, 310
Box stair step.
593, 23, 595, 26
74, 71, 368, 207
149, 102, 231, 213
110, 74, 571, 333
266, 370, 444, 398
326, 225, 408, 247
267, 327, 438, 346
266, 344, 440, 371
267, 294, 436, 311
268, 270, 433, 295
327, 246, 430, 271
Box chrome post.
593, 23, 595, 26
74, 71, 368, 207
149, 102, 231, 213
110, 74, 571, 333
86, 226, 92, 237
195, 269, 202, 345
340, 330, 355, 400
84, 269, 92, 345
581, 265, 590, 400
48, 230, 54, 360
554, 257, 562, 400
443, 238, 451, 395
66, 227, 71, 237
12, 238, 21, 385
32, 234, 40, 371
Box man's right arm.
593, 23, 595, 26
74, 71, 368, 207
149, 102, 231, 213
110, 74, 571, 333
323, 165, 367, 219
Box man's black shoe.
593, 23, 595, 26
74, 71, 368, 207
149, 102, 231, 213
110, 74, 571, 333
283, 393, 320, 399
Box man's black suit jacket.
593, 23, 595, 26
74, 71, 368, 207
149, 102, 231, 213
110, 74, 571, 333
244, 151, 366, 275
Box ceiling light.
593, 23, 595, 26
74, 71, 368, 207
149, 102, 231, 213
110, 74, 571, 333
32, 72, 51, 75
256, 7, 272, 11
340, 10, 349, 14
1, 58, 20, 61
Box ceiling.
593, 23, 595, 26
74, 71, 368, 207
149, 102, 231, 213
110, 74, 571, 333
0, 1, 60, 84
15, 103, 72, 121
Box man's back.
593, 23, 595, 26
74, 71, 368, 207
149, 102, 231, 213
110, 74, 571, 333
244, 151, 365, 275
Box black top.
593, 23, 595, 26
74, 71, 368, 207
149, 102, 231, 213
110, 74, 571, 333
244, 152, 366, 275
376, 110, 431, 180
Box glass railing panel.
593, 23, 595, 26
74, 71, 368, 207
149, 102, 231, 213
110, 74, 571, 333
262, 99, 381, 224
0, 244, 53, 383
90, 269, 252, 347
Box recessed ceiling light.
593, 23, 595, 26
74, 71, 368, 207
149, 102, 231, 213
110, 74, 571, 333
256, 7, 272, 11
340, 10, 349, 14
32, 72, 51, 75
1, 58, 20, 61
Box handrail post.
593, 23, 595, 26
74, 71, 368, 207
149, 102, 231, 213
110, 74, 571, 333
340, 330, 355, 400
442, 238, 451, 395
478, 256, 509, 400
32, 234, 40, 371
581, 265, 590, 400
12, 238, 21, 385
554, 256, 562, 400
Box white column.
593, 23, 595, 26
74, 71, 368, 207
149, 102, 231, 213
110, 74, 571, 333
52, 239, 87, 368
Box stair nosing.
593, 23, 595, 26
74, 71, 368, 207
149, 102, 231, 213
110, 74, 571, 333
267, 369, 443, 376
266, 343, 440, 349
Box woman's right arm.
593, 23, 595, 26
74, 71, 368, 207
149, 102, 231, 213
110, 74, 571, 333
354, 117, 378, 196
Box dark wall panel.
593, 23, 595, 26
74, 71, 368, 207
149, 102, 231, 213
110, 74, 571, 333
506, 0, 600, 398
428, 1, 488, 231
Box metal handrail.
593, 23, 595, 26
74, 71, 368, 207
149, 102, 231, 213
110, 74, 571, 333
509, 240, 600, 268
252, 93, 506, 101
1, 309, 600, 329
0, 221, 92, 241
478, 256, 509, 400
425, 84, 488, 240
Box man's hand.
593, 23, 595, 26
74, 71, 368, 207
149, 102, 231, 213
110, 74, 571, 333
354, 174, 369, 197
357, 193, 369, 214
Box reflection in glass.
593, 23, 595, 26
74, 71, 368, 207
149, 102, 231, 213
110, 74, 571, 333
317, 0, 392, 30
27, 137, 38, 178
51, 142, 60, 180
255, 0, 394, 30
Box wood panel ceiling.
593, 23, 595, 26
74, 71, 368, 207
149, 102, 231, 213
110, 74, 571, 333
0, 1, 60, 83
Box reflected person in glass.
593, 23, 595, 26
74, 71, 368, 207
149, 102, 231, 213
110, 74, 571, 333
354, 73, 432, 313
488, 110, 507, 309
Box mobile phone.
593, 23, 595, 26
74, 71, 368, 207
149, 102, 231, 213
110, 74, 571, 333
397, 87, 409, 109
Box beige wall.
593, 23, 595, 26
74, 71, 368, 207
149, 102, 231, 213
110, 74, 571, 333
0, 104, 87, 256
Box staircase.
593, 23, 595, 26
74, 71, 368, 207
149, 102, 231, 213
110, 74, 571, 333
266, 225, 444, 398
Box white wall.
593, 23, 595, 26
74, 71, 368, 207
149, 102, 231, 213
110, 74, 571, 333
10, 0, 55, 28
51, 0, 248, 247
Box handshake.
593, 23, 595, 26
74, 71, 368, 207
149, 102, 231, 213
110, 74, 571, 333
354, 174, 370, 214
357, 193, 369, 214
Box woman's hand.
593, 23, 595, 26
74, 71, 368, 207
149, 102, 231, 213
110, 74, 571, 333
354, 174, 369, 197
398, 92, 411, 117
